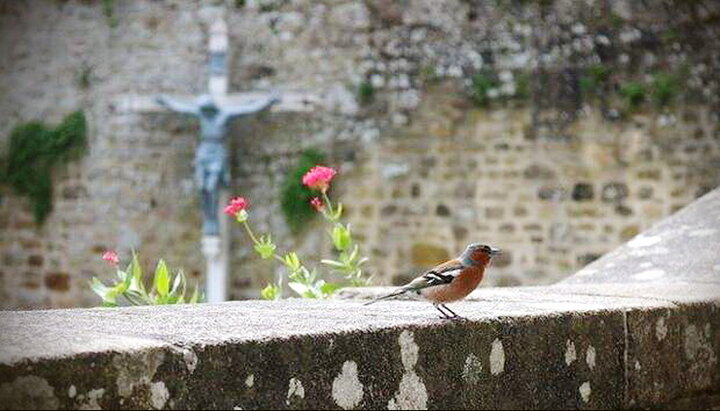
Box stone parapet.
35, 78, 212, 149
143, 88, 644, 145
0, 189, 718, 409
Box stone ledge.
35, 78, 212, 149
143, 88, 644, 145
0, 189, 718, 409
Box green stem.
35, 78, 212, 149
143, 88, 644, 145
242, 220, 260, 245
321, 191, 336, 221
242, 220, 285, 264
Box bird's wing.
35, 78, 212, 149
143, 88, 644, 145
405, 260, 465, 291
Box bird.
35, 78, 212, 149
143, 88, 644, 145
364, 243, 502, 318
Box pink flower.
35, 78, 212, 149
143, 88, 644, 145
224, 196, 248, 217
102, 250, 119, 266
302, 166, 337, 192
310, 197, 324, 212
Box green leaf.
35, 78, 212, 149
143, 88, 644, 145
124, 290, 148, 306
254, 235, 277, 259
170, 270, 185, 297
89, 278, 110, 299
320, 282, 342, 296
288, 281, 311, 297
260, 283, 281, 300
331, 224, 352, 251
333, 202, 343, 220
348, 245, 359, 262
189, 284, 200, 304
154, 259, 169, 297
320, 259, 346, 268
283, 252, 301, 271
129, 252, 145, 293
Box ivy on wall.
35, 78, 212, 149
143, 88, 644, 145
280, 148, 325, 234
1, 111, 87, 224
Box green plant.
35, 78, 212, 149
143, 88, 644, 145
580, 65, 610, 95
280, 149, 325, 234
418, 65, 439, 84
470, 71, 499, 106
102, 0, 118, 27
619, 82, 646, 108
652, 72, 678, 106
226, 165, 371, 300
90, 252, 201, 307
357, 80, 375, 106
2, 111, 87, 224
514, 72, 531, 100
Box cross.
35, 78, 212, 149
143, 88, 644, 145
115, 18, 319, 303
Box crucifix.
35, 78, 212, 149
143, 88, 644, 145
116, 18, 318, 303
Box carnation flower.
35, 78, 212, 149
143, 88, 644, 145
310, 197, 324, 212
224, 196, 248, 217
302, 166, 337, 192
102, 250, 119, 266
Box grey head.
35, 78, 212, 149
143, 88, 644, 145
460, 243, 502, 266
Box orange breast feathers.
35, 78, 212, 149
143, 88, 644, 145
420, 265, 486, 303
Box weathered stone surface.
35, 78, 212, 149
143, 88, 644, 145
1, 190, 720, 409
0, 297, 630, 410
562, 188, 720, 286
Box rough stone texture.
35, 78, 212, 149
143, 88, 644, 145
0, 189, 719, 409
1, 0, 720, 308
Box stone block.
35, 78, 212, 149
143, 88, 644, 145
410, 243, 450, 268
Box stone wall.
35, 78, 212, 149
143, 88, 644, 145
0, 0, 719, 308
1, 189, 719, 409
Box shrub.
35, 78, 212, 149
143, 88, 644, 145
280, 149, 325, 234
357, 81, 375, 106
91, 251, 201, 307
470, 71, 499, 106
619, 82, 646, 108
2, 111, 87, 224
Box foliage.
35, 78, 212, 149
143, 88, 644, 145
357, 80, 375, 106
102, 0, 118, 28
90, 253, 201, 307
470, 71, 499, 107
318, 193, 370, 287
2, 111, 87, 224
279, 149, 325, 234
514, 72, 531, 100
579, 65, 610, 95
418, 65, 439, 84
651, 72, 678, 106
229, 165, 371, 300
260, 282, 281, 300
619, 82, 646, 108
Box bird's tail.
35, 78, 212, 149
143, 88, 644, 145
363, 288, 408, 306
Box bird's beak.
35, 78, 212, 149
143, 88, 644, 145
489, 246, 502, 256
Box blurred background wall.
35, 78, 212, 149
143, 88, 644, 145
1, 0, 718, 309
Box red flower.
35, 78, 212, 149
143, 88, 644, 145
102, 250, 120, 266
310, 197, 324, 212
224, 196, 248, 217
302, 166, 337, 192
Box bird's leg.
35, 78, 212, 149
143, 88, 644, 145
433, 303, 453, 319
440, 304, 459, 318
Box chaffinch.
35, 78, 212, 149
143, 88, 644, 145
364, 243, 502, 318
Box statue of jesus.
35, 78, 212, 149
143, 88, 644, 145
156, 93, 280, 236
